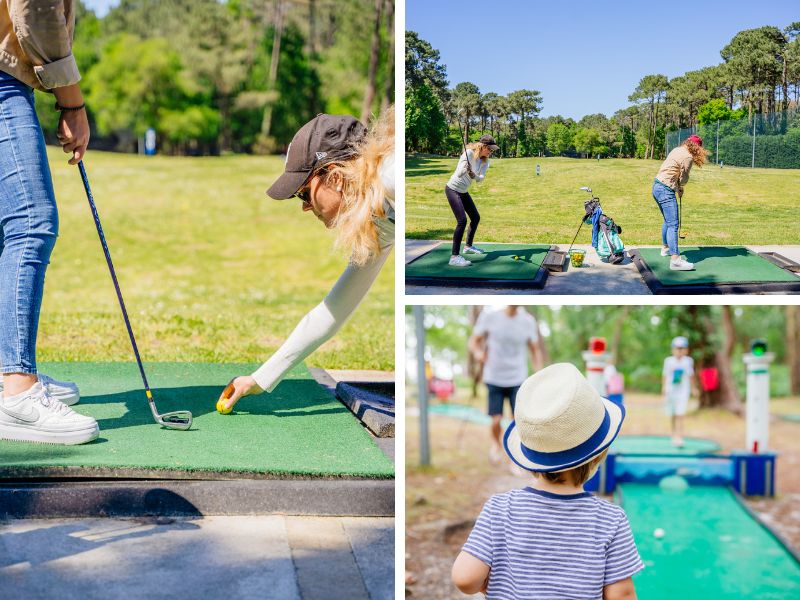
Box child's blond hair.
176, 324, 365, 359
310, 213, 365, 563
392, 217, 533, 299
534, 449, 609, 486
319, 108, 394, 266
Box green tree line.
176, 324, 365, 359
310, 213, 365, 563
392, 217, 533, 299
406, 22, 800, 160
36, 0, 394, 155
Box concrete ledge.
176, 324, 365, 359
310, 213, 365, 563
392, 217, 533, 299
336, 382, 395, 438
0, 478, 394, 518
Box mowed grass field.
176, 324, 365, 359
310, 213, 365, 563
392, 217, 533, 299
406, 154, 800, 245
33, 148, 393, 369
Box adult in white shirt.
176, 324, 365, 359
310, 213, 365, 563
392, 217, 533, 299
662, 336, 696, 447
445, 135, 498, 267
219, 112, 394, 409
469, 306, 543, 465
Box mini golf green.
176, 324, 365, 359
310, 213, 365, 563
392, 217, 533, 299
612, 435, 721, 456
631, 247, 800, 294
405, 243, 551, 288
621, 483, 800, 599
428, 402, 510, 428
0, 362, 393, 478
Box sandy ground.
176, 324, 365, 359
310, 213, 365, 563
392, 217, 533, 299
405, 392, 800, 598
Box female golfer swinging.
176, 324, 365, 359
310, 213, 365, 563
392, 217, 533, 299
219, 111, 394, 409
652, 134, 708, 271
445, 135, 498, 267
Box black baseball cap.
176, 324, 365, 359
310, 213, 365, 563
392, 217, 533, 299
267, 114, 367, 200
479, 134, 499, 151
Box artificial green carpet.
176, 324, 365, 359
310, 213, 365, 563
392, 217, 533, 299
0, 362, 393, 478
612, 435, 721, 456
621, 484, 800, 599
636, 246, 799, 285
405, 243, 550, 281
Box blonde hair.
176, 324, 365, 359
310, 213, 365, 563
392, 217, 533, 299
535, 449, 609, 486
466, 141, 489, 162
319, 108, 394, 266
682, 139, 708, 167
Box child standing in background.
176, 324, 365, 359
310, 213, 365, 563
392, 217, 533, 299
663, 336, 696, 447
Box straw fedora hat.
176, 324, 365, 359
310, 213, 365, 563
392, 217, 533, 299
503, 363, 625, 473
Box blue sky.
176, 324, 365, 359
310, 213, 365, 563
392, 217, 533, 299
407, 0, 799, 119
84, 0, 118, 17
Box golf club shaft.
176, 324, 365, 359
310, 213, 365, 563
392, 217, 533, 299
77, 161, 152, 398
678, 193, 685, 239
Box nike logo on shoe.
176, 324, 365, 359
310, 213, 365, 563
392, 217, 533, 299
0, 403, 39, 423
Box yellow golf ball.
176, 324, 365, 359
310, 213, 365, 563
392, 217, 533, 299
216, 399, 232, 414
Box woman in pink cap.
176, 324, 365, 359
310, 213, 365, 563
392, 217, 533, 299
652, 135, 708, 271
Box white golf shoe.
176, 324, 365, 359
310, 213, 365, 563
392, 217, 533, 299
670, 258, 695, 271
0, 374, 80, 406
660, 247, 670, 257
0, 382, 98, 445
449, 255, 472, 267
463, 245, 486, 255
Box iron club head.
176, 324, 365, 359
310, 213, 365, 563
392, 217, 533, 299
157, 411, 193, 430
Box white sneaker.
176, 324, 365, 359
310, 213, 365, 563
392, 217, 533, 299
0, 374, 80, 406
670, 258, 695, 271
660, 247, 670, 257
449, 255, 472, 267
463, 245, 485, 255
0, 382, 98, 445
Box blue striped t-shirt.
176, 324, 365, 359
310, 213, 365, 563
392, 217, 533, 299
462, 487, 644, 599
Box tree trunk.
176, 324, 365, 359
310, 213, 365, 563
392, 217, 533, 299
610, 306, 630, 363
525, 306, 550, 366
468, 306, 484, 399
308, 0, 316, 55
788, 305, 800, 395
689, 306, 742, 412
360, 0, 383, 123
379, 0, 394, 115
261, 0, 285, 139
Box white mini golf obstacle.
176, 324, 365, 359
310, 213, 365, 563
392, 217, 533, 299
587, 339, 778, 497
582, 337, 611, 396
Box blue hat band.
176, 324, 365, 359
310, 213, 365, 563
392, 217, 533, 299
518, 409, 611, 467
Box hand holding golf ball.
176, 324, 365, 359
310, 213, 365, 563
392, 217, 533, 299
216, 375, 263, 414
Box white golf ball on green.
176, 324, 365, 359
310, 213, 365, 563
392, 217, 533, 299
653, 528, 665, 539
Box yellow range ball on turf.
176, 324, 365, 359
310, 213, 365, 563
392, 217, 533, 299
216, 399, 232, 414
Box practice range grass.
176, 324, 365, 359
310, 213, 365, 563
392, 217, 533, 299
621, 484, 800, 599
406, 154, 800, 245
405, 243, 549, 280
611, 435, 721, 455
38, 148, 393, 370
0, 362, 393, 478
636, 247, 799, 285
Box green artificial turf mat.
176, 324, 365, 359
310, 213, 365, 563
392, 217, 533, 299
405, 243, 550, 280
428, 403, 510, 428
636, 247, 799, 285
612, 435, 721, 455
0, 362, 393, 478
620, 484, 800, 599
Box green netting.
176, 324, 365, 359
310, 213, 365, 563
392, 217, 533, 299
637, 247, 799, 285
0, 362, 393, 478
611, 435, 720, 455
621, 484, 800, 599
406, 243, 550, 280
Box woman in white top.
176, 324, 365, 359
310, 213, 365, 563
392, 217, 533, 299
445, 135, 498, 267
219, 111, 394, 409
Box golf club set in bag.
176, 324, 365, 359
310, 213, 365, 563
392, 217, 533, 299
566, 186, 626, 265
78, 162, 193, 431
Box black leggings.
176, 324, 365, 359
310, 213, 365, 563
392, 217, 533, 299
445, 185, 480, 255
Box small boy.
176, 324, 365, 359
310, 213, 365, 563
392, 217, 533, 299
452, 363, 643, 599
663, 336, 695, 447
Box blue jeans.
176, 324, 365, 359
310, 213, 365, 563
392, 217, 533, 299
652, 179, 679, 256
0, 71, 59, 375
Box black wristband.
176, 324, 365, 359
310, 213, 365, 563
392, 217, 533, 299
55, 102, 86, 112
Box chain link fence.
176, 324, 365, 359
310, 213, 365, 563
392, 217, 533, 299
665, 108, 800, 168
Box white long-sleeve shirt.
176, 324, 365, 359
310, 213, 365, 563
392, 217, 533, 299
446, 149, 489, 193
251, 153, 395, 392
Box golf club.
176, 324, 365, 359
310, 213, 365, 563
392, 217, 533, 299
678, 191, 686, 239
77, 161, 193, 430
456, 110, 474, 180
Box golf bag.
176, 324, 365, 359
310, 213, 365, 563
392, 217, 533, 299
591, 207, 625, 264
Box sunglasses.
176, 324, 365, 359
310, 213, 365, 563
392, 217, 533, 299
293, 186, 312, 206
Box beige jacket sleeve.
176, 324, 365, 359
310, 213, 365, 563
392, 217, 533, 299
8, 0, 80, 88
677, 153, 693, 190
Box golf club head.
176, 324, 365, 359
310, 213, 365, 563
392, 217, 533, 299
580, 186, 592, 193
158, 411, 193, 430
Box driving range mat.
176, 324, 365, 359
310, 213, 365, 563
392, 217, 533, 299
630, 247, 800, 294
0, 362, 393, 479
611, 435, 721, 456
405, 243, 552, 289
620, 483, 800, 599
